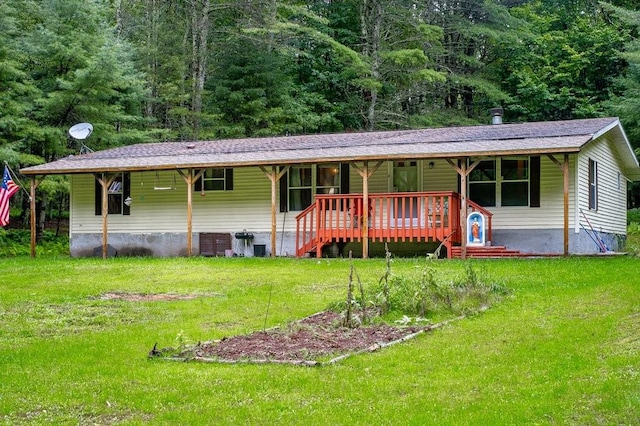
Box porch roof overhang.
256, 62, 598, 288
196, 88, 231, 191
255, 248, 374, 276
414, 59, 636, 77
20, 117, 640, 180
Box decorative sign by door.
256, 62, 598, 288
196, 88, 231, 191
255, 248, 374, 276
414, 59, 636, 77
467, 212, 485, 246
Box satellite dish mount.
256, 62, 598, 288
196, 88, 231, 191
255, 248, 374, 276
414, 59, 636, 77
69, 123, 94, 140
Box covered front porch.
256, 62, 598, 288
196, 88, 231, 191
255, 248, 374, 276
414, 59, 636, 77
295, 191, 493, 258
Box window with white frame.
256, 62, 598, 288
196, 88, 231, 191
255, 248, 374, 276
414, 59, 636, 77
501, 158, 529, 206
588, 158, 598, 210
288, 165, 313, 211
468, 157, 532, 207
285, 164, 342, 211
195, 168, 233, 192
469, 160, 496, 207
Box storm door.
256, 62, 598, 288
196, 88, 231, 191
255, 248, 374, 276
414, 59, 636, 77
392, 160, 420, 226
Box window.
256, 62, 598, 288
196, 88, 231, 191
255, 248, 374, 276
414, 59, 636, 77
289, 165, 313, 211
393, 161, 418, 192
501, 158, 529, 206
468, 157, 538, 207
589, 158, 598, 210
280, 163, 347, 211
195, 168, 233, 192
95, 173, 130, 215
316, 164, 341, 194
469, 160, 496, 207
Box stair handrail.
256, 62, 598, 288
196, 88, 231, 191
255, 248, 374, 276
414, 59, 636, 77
295, 202, 318, 256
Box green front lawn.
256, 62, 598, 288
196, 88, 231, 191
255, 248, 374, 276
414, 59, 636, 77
1, 256, 638, 425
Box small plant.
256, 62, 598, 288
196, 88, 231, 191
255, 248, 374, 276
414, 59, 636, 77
377, 244, 392, 315
341, 252, 373, 328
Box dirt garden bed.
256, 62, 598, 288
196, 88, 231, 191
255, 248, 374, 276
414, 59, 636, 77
149, 310, 461, 366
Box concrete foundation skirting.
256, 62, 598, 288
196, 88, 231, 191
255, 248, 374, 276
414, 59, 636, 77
70, 231, 300, 258
69, 228, 625, 258
491, 228, 624, 254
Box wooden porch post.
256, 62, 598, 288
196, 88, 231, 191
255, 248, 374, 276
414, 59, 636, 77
362, 162, 369, 259
95, 173, 117, 259
178, 169, 205, 257
260, 165, 289, 257
351, 161, 382, 259
447, 158, 483, 260
460, 160, 468, 259
546, 154, 570, 256
29, 177, 43, 258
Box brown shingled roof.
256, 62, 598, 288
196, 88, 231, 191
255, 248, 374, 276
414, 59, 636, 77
19, 117, 639, 179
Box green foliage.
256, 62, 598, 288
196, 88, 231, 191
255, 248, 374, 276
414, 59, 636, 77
625, 230, 640, 255
377, 260, 509, 319
628, 208, 640, 225
497, 1, 627, 122
334, 248, 509, 326
0, 229, 68, 257
0, 0, 638, 161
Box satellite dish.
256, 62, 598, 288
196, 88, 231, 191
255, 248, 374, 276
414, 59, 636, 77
69, 123, 93, 140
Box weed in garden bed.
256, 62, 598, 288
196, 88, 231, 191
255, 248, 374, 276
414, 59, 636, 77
339, 248, 509, 326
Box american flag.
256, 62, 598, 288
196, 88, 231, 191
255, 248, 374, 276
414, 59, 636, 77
1, 165, 19, 227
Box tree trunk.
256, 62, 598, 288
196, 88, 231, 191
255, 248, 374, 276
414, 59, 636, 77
190, 0, 210, 140
360, 0, 382, 131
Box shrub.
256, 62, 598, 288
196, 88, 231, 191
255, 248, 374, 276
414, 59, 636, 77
0, 229, 69, 257
627, 208, 640, 226
333, 251, 511, 325
380, 261, 508, 319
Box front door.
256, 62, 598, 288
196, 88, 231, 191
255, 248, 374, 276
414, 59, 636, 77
392, 161, 420, 225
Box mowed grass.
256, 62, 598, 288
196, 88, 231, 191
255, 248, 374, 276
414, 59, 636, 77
0, 256, 638, 425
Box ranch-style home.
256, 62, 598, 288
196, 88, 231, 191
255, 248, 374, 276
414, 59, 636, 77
20, 116, 640, 259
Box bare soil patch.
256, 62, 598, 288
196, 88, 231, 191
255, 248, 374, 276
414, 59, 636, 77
157, 311, 434, 364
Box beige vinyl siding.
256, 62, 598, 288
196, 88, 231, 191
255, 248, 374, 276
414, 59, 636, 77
422, 160, 458, 192
348, 161, 391, 193
193, 168, 273, 233
489, 155, 576, 230
71, 168, 275, 234
577, 138, 627, 234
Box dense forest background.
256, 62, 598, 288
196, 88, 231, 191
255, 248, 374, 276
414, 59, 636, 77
1, 0, 640, 228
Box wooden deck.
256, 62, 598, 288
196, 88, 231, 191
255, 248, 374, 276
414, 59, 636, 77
296, 191, 487, 258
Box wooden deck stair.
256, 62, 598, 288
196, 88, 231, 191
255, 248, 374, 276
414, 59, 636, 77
450, 245, 524, 258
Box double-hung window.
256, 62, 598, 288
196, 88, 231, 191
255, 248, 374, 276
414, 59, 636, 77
501, 158, 529, 206
282, 164, 344, 211
588, 158, 598, 210
469, 160, 497, 207
468, 157, 536, 207
195, 168, 234, 192
288, 166, 313, 211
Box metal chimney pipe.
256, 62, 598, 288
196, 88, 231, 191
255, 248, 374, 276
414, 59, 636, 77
490, 107, 504, 125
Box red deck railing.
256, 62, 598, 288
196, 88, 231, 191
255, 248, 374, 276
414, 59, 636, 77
296, 191, 483, 258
